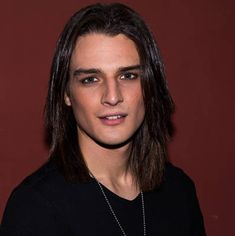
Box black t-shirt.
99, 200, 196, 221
1, 161, 206, 235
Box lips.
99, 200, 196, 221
103, 115, 124, 120
98, 113, 127, 125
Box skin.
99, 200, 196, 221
65, 33, 145, 199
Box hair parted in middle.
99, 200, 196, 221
45, 2, 175, 191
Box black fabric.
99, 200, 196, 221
1, 161, 206, 235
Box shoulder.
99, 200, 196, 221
1, 160, 68, 235
164, 162, 196, 191
18, 159, 64, 190
157, 162, 200, 210
6, 160, 67, 208
162, 162, 206, 234
150, 162, 206, 235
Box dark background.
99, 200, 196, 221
0, 0, 234, 235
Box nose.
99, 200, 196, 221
101, 79, 123, 106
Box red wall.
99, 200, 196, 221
1, 1, 234, 235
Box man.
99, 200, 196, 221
1, 3, 206, 235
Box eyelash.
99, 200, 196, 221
78, 72, 139, 85
80, 77, 98, 84
120, 72, 139, 80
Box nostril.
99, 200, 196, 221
101, 85, 124, 106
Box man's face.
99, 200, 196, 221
65, 33, 145, 147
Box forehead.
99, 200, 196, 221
70, 33, 140, 70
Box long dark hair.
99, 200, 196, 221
45, 3, 174, 191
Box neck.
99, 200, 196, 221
80, 135, 131, 181
78, 132, 139, 200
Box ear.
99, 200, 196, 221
64, 92, 72, 106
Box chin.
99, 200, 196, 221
94, 136, 132, 149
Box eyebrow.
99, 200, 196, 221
72, 64, 141, 77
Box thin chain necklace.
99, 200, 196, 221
93, 177, 147, 236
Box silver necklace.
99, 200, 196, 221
94, 178, 147, 236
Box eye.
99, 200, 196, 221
120, 72, 138, 80
80, 76, 99, 84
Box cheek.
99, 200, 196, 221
137, 101, 145, 122
131, 94, 145, 120
69, 95, 92, 123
